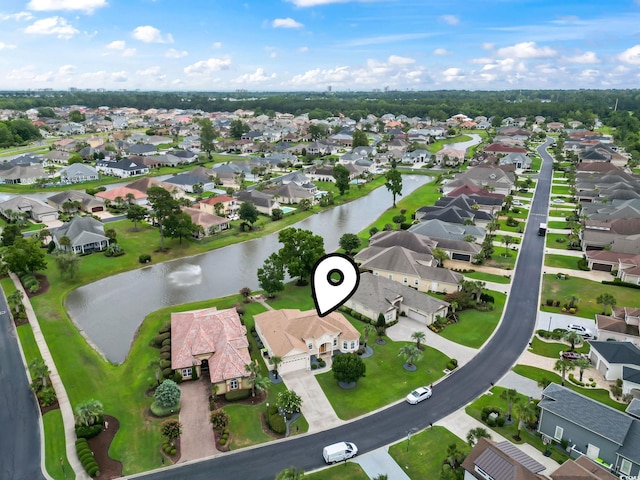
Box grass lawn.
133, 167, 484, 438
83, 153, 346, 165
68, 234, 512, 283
316, 340, 451, 419
528, 337, 590, 358
516, 191, 534, 198
463, 271, 511, 284
545, 233, 571, 250
439, 291, 506, 348
305, 462, 369, 480
17, 323, 43, 366
465, 387, 570, 464
485, 253, 517, 270
496, 222, 525, 234
544, 254, 581, 270
388, 426, 469, 480
540, 274, 638, 320
546, 221, 569, 229
512, 365, 627, 411
551, 185, 572, 195
224, 403, 278, 449
263, 283, 315, 311
43, 410, 71, 480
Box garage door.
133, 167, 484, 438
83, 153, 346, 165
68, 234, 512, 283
451, 253, 471, 261
407, 309, 427, 324
279, 356, 309, 375
592, 263, 612, 272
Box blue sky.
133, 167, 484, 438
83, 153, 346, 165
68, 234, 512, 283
1, 0, 640, 91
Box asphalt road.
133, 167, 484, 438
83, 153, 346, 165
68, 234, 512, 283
0, 292, 46, 480
130, 139, 555, 480
0, 139, 554, 480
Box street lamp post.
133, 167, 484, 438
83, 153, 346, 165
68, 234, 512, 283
548, 315, 552, 332
406, 431, 412, 452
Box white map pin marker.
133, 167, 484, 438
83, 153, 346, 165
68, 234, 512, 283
311, 253, 360, 317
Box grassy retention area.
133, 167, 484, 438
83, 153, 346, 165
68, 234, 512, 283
465, 386, 570, 464
315, 340, 451, 420
438, 291, 506, 348
540, 274, 638, 320
43, 410, 72, 480
305, 463, 369, 480
388, 426, 469, 480
512, 365, 626, 411
544, 254, 581, 270
463, 271, 510, 285
529, 337, 590, 358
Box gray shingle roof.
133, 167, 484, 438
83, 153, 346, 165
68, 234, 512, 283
539, 383, 633, 446
616, 419, 640, 464
589, 341, 640, 366
53, 215, 109, 247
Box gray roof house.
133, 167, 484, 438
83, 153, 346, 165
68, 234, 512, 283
0, 164, 46, 185
47, 190, 105, 213
344, 272, 449, 326
59, 163, 99, 184
461, 437, 546, 480
589, 341, 640, 381
95, 158, 149, 178
443, 165, 516, 196
0, 195, 59, 222
538, 383, 640, 477
409, 219, 486, 243
499, 152, 532, 170
53, 216, 110, 254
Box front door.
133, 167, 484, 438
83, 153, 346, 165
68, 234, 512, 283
319, 343, 327, 354
200, 359, 209, 372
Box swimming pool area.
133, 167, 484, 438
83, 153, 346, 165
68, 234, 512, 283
281, 206, 296, 214
350, 179, 366, 184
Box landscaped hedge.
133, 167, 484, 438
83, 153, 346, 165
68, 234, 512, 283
75, 423, 103, 439
152, 332, 171, 347
602, 279, 640, 290
224, 389, 250, 402
268, 413, 286, 434
75, 438, 100, 477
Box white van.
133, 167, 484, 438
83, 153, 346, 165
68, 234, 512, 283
322, 441, 358, 464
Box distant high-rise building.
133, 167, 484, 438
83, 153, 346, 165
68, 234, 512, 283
327, 85, 332, 92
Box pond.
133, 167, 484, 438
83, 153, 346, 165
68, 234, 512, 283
66, 175, 432, 364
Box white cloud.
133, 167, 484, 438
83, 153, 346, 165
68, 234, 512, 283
27, 0, 108, 14
136, 66, 161, 76
579, 69, 599, 79
618, 45, 640, 65
233, 68, 276, 84
166, 48, 188, 58
122, 48, 136, 57
58, 64, 76, 75
0, 42, 17, 49
1, 11, 34, 21
184, 57, 231, 76
132, 25, 173, 44
298, 46, 309, 53
566, 51, 599, 64
440, 15, 459, 25
106, 40, 125, 50
496, 42, 556, 59
272, 17, 303, 29
25, 16, 78, 38
470, 57, 493, 65
482, 42, 494, 50
433, 48, 450, 56
442, 67, 464, 81
111, 70, 128, 82
388, 55, 414, 65
212, 42, 222, 49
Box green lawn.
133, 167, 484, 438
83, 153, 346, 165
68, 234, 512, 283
547, 221, 569, 229
544, 254, 580, 270
305, 463, 369, 480
17, 323, 43, 366
463, 271, 511, 284
529, 337, 590, 358
545, 233, 571, 250
43, 410, 71, 480
496, 221, 525, 234
465, 386, 570, 464
263, 283, 315, 311
316, 340, 450, 419
388, 426, 469, 480
540, 274, 638, 320
439, 292, 506, 348
485, 253, 517, 270
551, 185, 572, 195
512, 365, 627, 411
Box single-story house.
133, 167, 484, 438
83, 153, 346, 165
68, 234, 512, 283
170, 307, 252, 394
0, 195, 59, 222
47, 190, 105, 213
59, 163, 99, 184
0, 164, 46, 185
589, 341, 640, 381
461, 437, 546, 480
95, 158, 150, 178
52, 216, 110, 254
550, 455, 618, 480
163, 173, 215, 193
538, 383, 640, 477
345, 272, 449, 325
254, 309, 360, 375
596, 307, 640, 347
181, 207, 230, 236
236, 190, 281, 216
96, 186, 148, 206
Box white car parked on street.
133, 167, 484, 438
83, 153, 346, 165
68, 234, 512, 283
406, 386, 433, 405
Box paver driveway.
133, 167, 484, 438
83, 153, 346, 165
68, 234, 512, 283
178, 379, 217, 462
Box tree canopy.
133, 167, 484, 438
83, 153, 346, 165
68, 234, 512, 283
384, 168, 403, 208
333, 164, 351, 196
332, 353, 366, 384
276, 227, 325, 285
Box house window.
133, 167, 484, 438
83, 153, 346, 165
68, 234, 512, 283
343, 341, 348, 349
308, 343, 313, 350
181, 367, 192, 377
388, 274, 393, 280
229, 379, 239, 390
620, 459, 632, 475
333, 338, 337, 346
554, 426, 563, 441
414, 279, 419, 285
403, 277, 408, 284
350, 341, 355, 349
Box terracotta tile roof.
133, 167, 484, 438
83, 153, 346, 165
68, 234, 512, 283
254, 309, 360, 358
201, 195, 234, 205
171, 307, 250, 383
96, 186, 147, 201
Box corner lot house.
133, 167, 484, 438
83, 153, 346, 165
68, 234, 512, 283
588, 341, 640, 383
254, 309, 360, 375
171, 307, 251, 395
461, 437, 546, 480
538, 383, 640, 477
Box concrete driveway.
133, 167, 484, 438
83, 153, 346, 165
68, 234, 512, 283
178, 379, 217, 462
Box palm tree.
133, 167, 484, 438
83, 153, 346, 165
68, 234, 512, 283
502, 235, 514, 256
411, 331, 426, 350
565, 295, 580, 310
432, 248, 448, 267
29, 358, 50, 389
245, 360, 260, 397
398, 344, 423, 368
59, 235, 72, 251
253, 373, 270, 397
271, 355, 283, 379
596, 293, 616, 315
466, 427, 491, 447
486, 219, 500, 236
554, 359, 576, 386
500, 388, 519, 421
470, 280, 485, 302
74, 399, 104, 427
575, 357, 592, 382
563, 331, 583, 352
275, 467, 305, 480
444, 443, 465, 469
513, 400, 537, 441
362, 323, 376, 348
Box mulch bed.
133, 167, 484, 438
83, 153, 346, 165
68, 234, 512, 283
24, 273, 50, 298
13, 314, 28, 327
209, 390, 267, 409
213, 430, 231, 452
87, 415, 123, 480
161, 438, 181, 464
40, 398, 60, 415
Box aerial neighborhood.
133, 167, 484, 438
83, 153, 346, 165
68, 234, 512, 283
2, 93, 640, 480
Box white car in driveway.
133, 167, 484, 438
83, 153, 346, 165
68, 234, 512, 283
567, 324, 594, 338
406, 386, 432, 404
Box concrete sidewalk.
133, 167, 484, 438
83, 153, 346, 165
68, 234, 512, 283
10, 273, 89, 480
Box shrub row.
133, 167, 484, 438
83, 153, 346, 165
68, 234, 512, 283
20, 272, 40, 294
446, 358, 458, 371
568, 373, 596, 388
75, 423, 103, 439
224, 389, 250, 402
602, 279, 640, 290
75, 438, 100, 477
267, 413, 286, 435
139, 254, 151, 264
152, 332, 171, 347
537, 329, 566, 340
162, 442, 177, 456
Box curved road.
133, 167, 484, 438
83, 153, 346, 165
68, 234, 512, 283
0, 139, 553, 480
